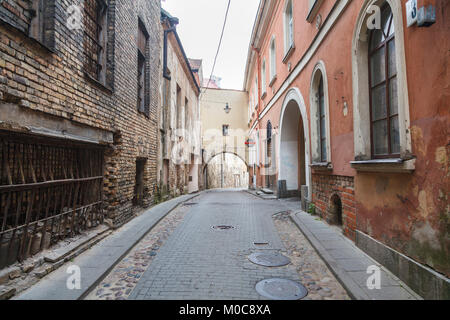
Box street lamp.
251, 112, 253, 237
224, 103, 231, 114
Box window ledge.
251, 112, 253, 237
261, 92, 267, 100
83, 72, 113, 94
350, 158, 416, 173
269, 75, 277, 87
282, 45, 295, 64
310, 162, 333, 171
306, 0, 324, 23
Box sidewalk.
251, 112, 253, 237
15, 193, 200, 300
288, 208, 422, 300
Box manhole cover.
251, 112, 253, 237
248, 252, 291, 267
254, 242, 269, 246
212, 225, 234, 230
255, 278, 308, 300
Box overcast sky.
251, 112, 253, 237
161, 0, 260, 90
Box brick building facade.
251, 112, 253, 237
244, 0, 449, 298
0, 0, 161, 267
158, 9, 202, 199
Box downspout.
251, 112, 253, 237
163, 26, 176, 81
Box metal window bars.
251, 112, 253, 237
0, 133, 104, 268
84, 0, 107, 81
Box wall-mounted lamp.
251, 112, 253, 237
224, 103, 231, 114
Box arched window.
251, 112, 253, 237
369, 4, 399, 157
284, 0, 294, 54
310, 62, 330, 164
352, 0, 412, 168
267, 121, 272, 158
318, 75, 327, 162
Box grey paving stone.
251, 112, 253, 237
15, 194, 198, 300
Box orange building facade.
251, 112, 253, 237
244, 0, 448, 298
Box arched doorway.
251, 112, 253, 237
329, 194, 343, 227
278, 88, 311, 203
204, 152, 249, 189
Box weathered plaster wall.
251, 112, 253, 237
246, 0, 449, 276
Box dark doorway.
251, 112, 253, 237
135, 159, 146, 206
330, 194, 343, 226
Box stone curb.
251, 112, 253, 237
289, 211, 422, 300
289, 212, 371, 300
14, 193, 201, 300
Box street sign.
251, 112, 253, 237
245, 139, 256, 147
406, 0, 418, 27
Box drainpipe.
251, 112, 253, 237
163, 26, 176, 80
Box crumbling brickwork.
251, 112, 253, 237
0, 0, 162, 231
312, 173, 356, 240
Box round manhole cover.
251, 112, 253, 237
255, 278, 308, 300
248, 252, 291, 267
212, 225, 234, 230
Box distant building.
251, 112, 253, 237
203, 75, 222, 89
200, 88, 249, 189
159, 9, 203, 198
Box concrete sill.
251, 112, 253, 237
306, 0, 325, 23
350, 158, 416, 173
269, 75, 277, 87
282, 45, 295, 64
261, 92, 267, 100
83, 72, 113, 94
310, 162, 333, 171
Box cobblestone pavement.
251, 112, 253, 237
273, 212, 350, 300
85, 204, 190, 300
85, 190, 349, 300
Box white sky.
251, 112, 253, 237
161, 0, 260, 90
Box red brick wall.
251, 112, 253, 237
312, 173, 356, 240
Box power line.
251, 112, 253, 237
201, 0, 231, 97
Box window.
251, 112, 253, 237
30, 0, 45, 43
84, 0, 108, 83
185, 97, 189, 131
255, 76, 258, 106
176, 84, 181, 130
222, 125, 229, 136
318, 76, 327, 162
270, 37, 276, 83
352, 1, 412, 169
310, 62, 330, 164
261, 59, 266, 96
284, 0, 294, 54
369, 4, 399, 158
161, 72, 170, 131
137, 19, 149, 115
266, 121, 272, 159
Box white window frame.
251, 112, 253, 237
351, 0, 414, 172
310, 61, 331, 164
284, 0, 294, 55
261, 59, 266, 96
269, 36, 277, 84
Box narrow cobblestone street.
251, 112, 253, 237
85, 190, 349, 300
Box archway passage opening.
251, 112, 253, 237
204, 152, 249, 190
279, 99, 306, 199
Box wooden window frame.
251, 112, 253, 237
30, 0, 45, 43
318, 76, 327, 162
368, 5, 399, 159
137, 19, 150, 116
83, 0, 108, 83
